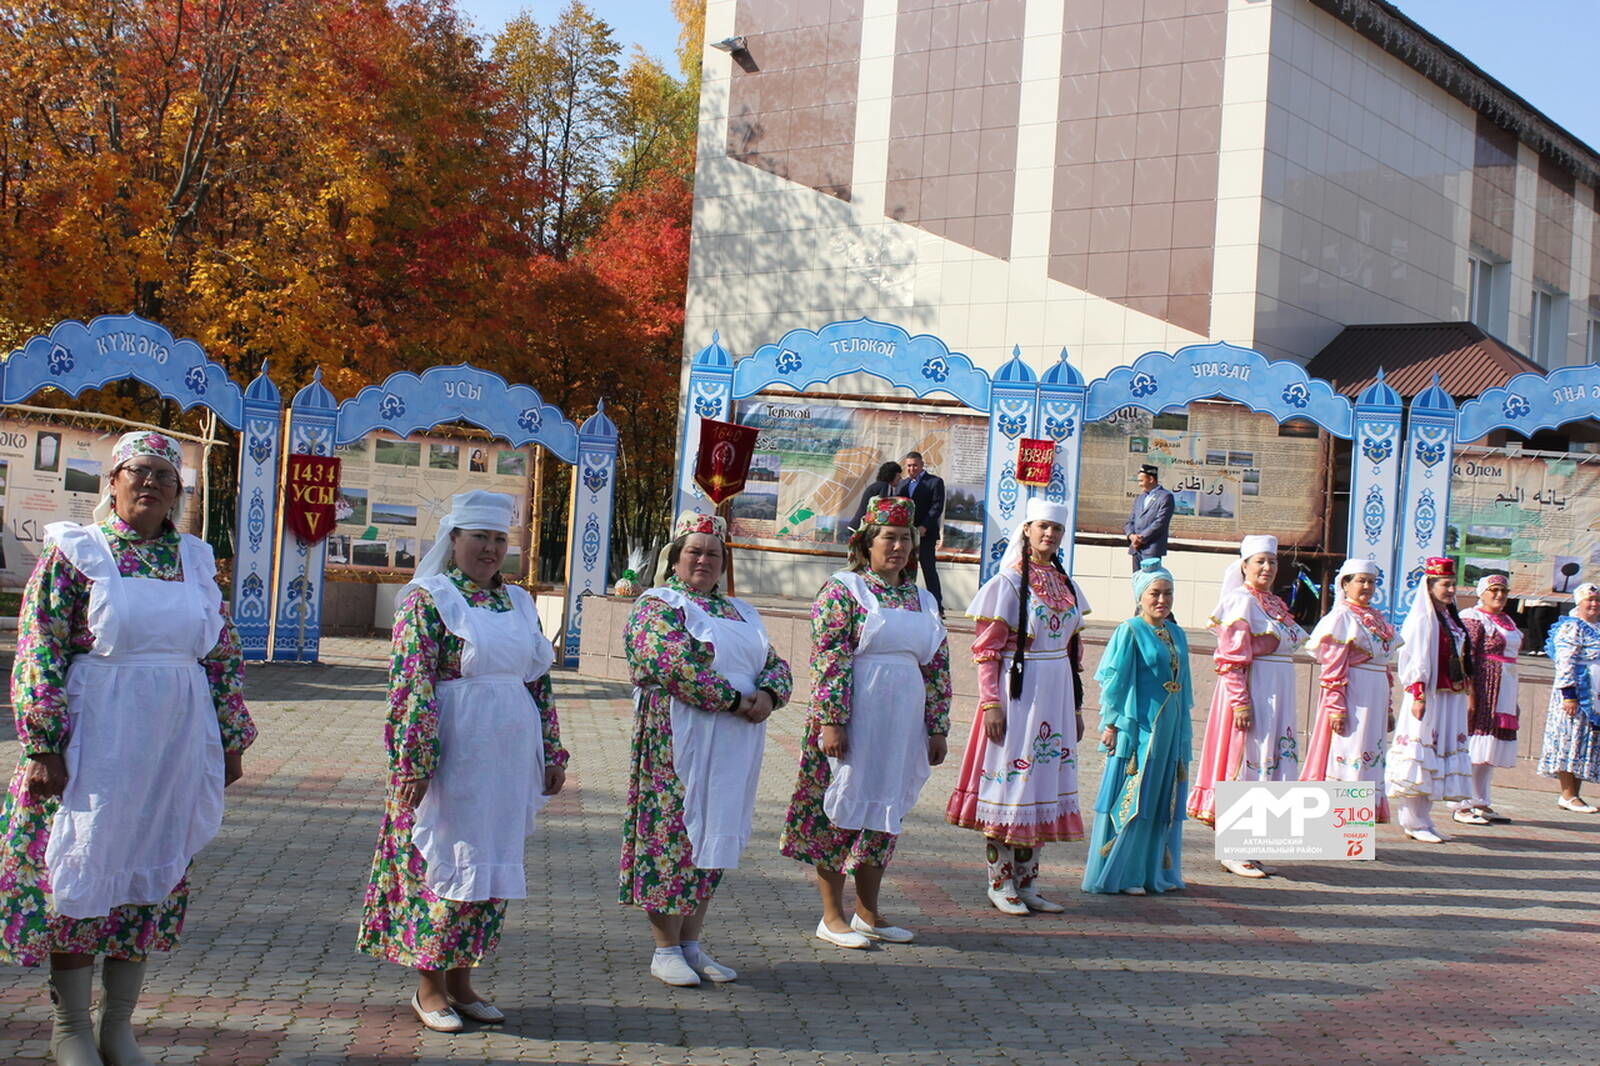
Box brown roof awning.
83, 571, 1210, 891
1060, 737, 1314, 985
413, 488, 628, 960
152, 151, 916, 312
1306, 322, 1543, 399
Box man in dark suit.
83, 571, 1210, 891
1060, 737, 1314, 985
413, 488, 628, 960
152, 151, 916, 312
1123, 463, 1174, 571
900, 451, 945, 610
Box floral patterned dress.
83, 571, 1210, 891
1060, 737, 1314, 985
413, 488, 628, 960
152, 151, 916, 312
0, 515, 254, 966
779, 571, 952, 873
356, 567, 566, 970
619, 577, 792, 914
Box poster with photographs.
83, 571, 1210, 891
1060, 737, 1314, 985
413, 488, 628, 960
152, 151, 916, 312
1076, 401, 1327, 547
729, 397, 988, 556
0, 416, 203, 586
1447, 448, 1600, 598
330, 430, 532, 577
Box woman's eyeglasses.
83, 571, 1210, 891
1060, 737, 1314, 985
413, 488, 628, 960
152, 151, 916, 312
119, 466, 179, 488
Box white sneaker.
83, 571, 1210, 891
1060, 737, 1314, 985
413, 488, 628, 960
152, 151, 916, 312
986, 882, 1030, 915
850, 913, 915, 943
650, 950, 702, 986
814, 919, 872, 949
691, 951, 738, 983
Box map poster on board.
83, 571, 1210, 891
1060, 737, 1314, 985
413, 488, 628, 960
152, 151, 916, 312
1077, 401, 1327, 548
0, 415, 203, 586
1447, 448, 1600, 598
330, 430, 533, 577
730, 397, 989, 556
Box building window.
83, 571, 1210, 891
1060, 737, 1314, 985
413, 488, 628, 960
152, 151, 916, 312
1529, 287, 1569, 367
1468, 254, 1509, 339
1588, 318, 1600, 364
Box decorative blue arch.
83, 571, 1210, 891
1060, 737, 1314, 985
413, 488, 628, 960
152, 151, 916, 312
1456, 363, 1600, 441
732, 317, 992, 409
1084, 341, 1355, 438
2, 314, 246, 429
334, 363, 579, 461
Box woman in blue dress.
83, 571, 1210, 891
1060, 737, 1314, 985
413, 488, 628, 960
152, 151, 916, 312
1082, 558, 1192, 895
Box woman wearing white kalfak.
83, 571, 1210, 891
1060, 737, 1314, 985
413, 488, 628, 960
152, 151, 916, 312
357, 491, 567, 1032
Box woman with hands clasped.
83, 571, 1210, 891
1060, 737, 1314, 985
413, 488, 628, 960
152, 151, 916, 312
357, 491, 567, 1032
1537, 582, 1600, 814
780, 496, 951, 949
1385, 557, 1473, 843
947, 498, 1088, 915
1186, 534, 1308, 878
1457, 574, 1522, 824
1081, 558, 1192, 895
0, 431, 255, 1066
620, 513, 791, 987
1300, 559, 1399, 824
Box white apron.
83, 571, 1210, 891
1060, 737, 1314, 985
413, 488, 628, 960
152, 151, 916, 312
824, 572, 945, 834
411, 576, 555, 902
645, 587, 770, 870
46, 524, 226, 920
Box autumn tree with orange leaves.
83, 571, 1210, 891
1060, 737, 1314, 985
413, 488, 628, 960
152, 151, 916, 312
0, 0, 704, 575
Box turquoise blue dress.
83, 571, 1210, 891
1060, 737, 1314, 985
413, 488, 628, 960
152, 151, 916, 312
1082, 616, 1193, 894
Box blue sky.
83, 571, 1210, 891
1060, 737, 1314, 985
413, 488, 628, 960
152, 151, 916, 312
453, 1, 1599, 151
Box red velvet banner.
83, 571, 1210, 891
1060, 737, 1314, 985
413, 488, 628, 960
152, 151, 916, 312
285, 454, 341, 543
694, 418, 759, 504
1016, 438, 1055, 486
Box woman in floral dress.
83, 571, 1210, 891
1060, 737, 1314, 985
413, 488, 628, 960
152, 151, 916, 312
1300, 558, 1398, 823
357, 492, 567, 1031
620, 513, 791, 987
1537, 582, 1600, 814
1386, 556, 1474, 842
947, 497, 1087, 915
0, 431, 254, 1066
1457, 574, 1522, 824
780, 496, 951, 949
1186, 534, 1308, 878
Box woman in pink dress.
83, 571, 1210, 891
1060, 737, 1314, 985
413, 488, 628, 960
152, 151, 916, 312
1186, 534, 1308, 878
1300, 558, 1397, 823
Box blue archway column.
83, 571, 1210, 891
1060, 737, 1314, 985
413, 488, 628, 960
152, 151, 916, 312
232, 363, 282, 660
272, 370, 338, 661
1393, 376, 1457, 619
1038, 349, 1087, 572
982, 348, 1038, 581
674, 333, 735, 522
1347, 370, 1405, 621
564, 403, 619, 666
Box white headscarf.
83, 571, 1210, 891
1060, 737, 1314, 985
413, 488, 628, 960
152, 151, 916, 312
94, 430, 186, 525
996, 496, 1072, 573
1215, 533, 1278, 603
405, 490, 516, 592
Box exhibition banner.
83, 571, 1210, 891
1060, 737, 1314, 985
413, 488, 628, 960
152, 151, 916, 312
1447, 448, 1600, 597
0, 416, 203, 585
1214, 781, 1378, 861
1077, 401, 1327, 547
730, 397, 989, 555
329, 430, 532, 576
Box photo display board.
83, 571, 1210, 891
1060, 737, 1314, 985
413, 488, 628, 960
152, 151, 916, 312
1448, 448, 1600, 598
730, 396, 989, 555
0, 415, 204, 585
1077, 401, 1328, 548
330, 430, 533, 578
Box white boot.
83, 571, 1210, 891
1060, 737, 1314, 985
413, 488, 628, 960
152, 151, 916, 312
48, 965, 104, 1066
985, 841, 1028, 915
1014, 847, 1066, 913
97, 958, 152, 1066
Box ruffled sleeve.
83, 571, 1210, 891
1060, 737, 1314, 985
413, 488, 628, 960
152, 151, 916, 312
528, 674, 568, 769
623, 593, 742, 714
968, 571, 1020, 713
386, 585, 446, 782
922, 632, 953, 735
809, 577, 864, 727
755, 645, 794, 707
200, 598, 255, 754
9, 544, 94, 757
1093, 619, 1141, 753
1212, 617, 1255, 711
1551, 616, 1584, 693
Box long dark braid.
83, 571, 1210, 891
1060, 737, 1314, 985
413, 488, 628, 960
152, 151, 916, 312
1009, 543, 1070, 700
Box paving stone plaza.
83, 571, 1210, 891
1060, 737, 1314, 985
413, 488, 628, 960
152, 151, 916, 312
0, 637, 1595, 1065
